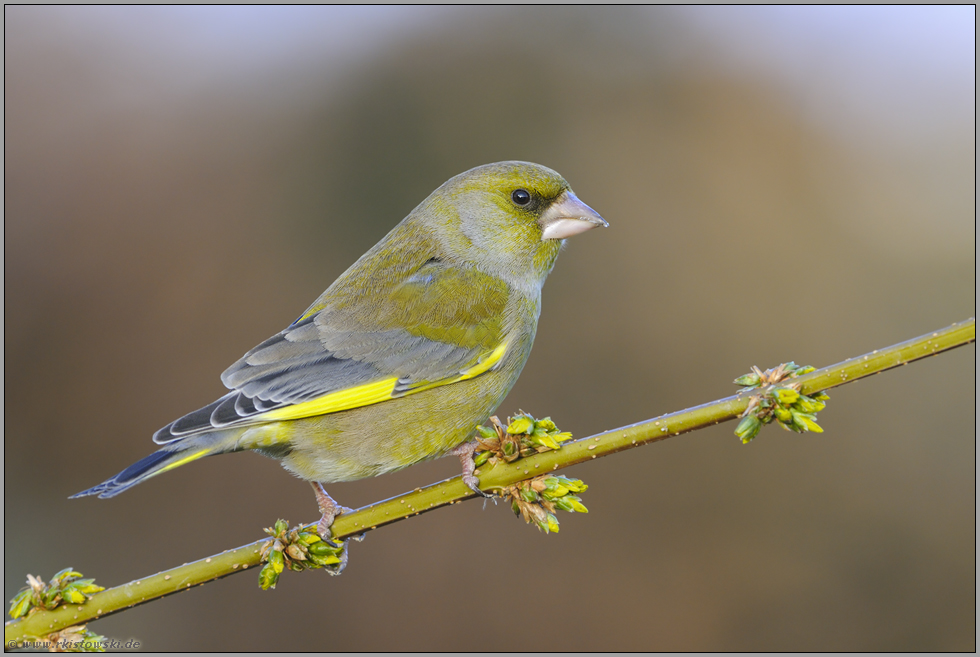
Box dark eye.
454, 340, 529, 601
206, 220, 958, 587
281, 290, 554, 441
511, 189, 531, 206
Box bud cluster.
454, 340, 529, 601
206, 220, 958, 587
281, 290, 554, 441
8, 568, 105, 619
473, 413, 573, 467
473, 412, 588, 533
45, 624, 108, 653
501, 474, 589, 534
258, 520, 345, 590
733, 362, 830, 443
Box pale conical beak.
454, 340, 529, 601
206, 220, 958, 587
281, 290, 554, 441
539, 191, 608, 240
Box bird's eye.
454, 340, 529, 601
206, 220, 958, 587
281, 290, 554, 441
511, 189, 531, 206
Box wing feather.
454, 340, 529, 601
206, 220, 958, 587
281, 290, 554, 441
153, 256, 512, 444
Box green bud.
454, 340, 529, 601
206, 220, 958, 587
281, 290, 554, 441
812, 391, 830, 401
71, 579, 103, 596
9, 590, 32, 619
74, 579, 100, 592
507, 416, 534, 435
552, 495, 588, 513
545, 514, 560, 533
268, 548, 285, 574
734, 373, 761, 387
288, 561, 305, 572
541, 485, 569, 500
794, 396, 825, 413
552, 496, 574, 511
44, 588, 60, 606
308, 541, 341, 557
297, 532, 321, 546
307, 542, 330, 557
502, 441, 517, 456
51, 568, 82, 584
795, 365, 816, 375
537, 417, 557, 432
774, 406, 793, 423
308, 552, 342, 567
533, 433, 561, 450
273, 519, 289, 536
554, 431, 573, 443
62, 587, 87, 605
735, 415, 762, 443
774, 388, 800, 405
473, 451, 491, 467
792, 411, 823, 433
559, 476, 588, 493
476, 425, 496, 439
520, 489, 539, 503
258, 563, 279, 590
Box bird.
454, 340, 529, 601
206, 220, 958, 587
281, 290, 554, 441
72, 161, 607, 538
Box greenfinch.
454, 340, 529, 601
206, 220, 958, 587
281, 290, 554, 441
73, 161, 607, 536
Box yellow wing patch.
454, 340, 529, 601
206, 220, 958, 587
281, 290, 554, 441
257, 342, 508, 423
259, 377, 400, 422
398, 342, 509, 396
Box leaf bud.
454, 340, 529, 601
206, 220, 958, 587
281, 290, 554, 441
735, 415, 762, 443
507, 416, 534, 435
733, 373, 761, 387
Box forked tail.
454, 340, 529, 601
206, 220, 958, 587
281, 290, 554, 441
70, 430, 242, 499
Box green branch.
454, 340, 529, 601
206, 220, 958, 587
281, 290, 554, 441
5, 318, 974, 647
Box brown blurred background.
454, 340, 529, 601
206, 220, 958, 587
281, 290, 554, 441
4, 6, 975, 651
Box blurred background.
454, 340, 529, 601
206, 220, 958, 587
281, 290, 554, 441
4, 6, 975, 651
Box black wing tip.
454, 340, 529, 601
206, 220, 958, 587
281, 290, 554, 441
70, 450, 175, 500
69, 481, 123, 499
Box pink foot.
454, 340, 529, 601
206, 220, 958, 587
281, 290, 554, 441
310, 481, 353, 539
451, 440, 490, 498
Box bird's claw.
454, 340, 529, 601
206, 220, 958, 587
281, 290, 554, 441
452, 440, 492, 498
309, 481, 359, 574
311, 481, 353, 539
315, 503, 354, 539
463, 473, 491, 498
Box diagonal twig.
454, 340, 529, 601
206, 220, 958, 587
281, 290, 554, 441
4, 318, 974, 646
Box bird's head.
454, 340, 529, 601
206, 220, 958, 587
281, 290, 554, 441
416, 161, 607, 288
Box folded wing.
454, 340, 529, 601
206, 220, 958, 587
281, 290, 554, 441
154, 258, 510, 443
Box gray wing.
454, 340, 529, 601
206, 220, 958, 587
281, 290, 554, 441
153, 259, 509, 444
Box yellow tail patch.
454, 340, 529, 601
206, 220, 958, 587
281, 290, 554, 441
153, 449, 211, 478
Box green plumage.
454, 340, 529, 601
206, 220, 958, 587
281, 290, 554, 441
73, 161, 606, 503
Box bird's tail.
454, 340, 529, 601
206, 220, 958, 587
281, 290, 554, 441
70, 429, 243, 499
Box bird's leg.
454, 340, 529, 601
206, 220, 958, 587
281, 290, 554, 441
311, 481, 353, 539
451, 440, 491, 498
